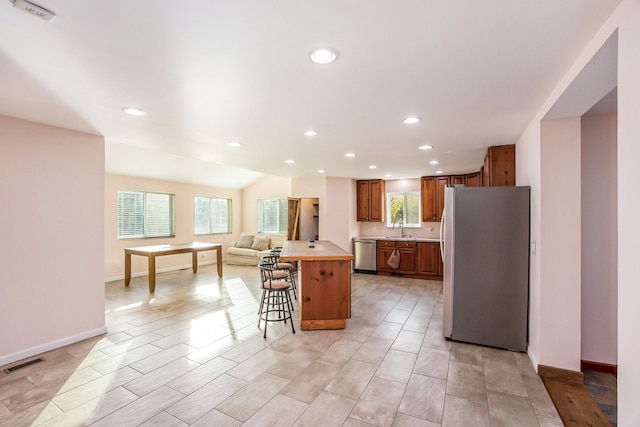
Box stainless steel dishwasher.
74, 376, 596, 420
353, 238, 377, 273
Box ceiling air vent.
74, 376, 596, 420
10, 0, 56, 22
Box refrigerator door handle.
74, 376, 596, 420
439, 209, 445, 259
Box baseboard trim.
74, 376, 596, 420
581, 359, 617, 375
0, 327, 107, 367
538, 364, 584, 384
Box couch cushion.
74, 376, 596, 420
251, 236, 271, 251
236, 233, 254, 248
227, 246, 259, 257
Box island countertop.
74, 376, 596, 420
280, 240, 354, 261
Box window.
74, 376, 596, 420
387, 192, 421, 228
117, 190, 175, 239
194, 196, 232, 235
258, 198, 287, 234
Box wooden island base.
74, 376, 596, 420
302, 319, 346, 330
280, 241, 354, 331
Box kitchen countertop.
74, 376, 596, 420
281, 240, 355, 261
354, 236, 440, 243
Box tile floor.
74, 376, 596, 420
0, 264, 564, 426
583, 369, 617, 426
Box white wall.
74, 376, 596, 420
517, 1, 640, 423
539, 118, 582, 371
581, 112, 617, 365
323, 177, 356, 252
0, 116, 106, 365
615, 2, 640, 424
241, 175, 292, 235
104, 174, 242, 281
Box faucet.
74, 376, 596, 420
393, 219, 406, 237
392, 208, 406, 237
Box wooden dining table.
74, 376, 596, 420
124, 242, 223, 292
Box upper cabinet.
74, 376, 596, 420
421, 145, 515, 221
483, 144, 515, 186
465, 172, 482, 187
421, 176, 449, 222
356, 179, 385, 222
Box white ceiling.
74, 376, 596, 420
0, 0, 621, 189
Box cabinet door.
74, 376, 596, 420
397, 242, 417, 273
417, 242, 440, 275
435, 176, 449, 221
421, 177, 436, 222
356, 180, 370, 221
465, 172, 481, 187
376, 245, 396, 272
487, 145, 515, 186
369, 179, 385, 222
451, 175, 465, 185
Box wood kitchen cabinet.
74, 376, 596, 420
417, 242, 443, 277
450, 175, 465, 185
421, 176, 449, 222
357, 179, 385, 222
483, 144, 515, 186
376, 240, 417, 274
465, 172, 482, 187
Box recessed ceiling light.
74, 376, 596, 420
345, 153, 356, 158
317, 169, 326, 174
303, 130, 318, 136
369, 165, 377, 169
285, 160, 295, 164
419, 145, 433, 150
310, 48, 338, 64
226, 141, 241, 147
385, 174, 392, 177
429, 160, 440, 165
435, 170, 444, 174
122, 107, 146, 116
402, 117, 421, 124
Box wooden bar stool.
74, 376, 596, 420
258, 263, 295, 338
261, 254, 298, 299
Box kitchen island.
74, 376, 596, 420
280, 240, 354, 330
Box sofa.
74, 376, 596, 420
226, 233, 287, 266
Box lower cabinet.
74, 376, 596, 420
377, 240, 441, 279
417, 242, 443, 276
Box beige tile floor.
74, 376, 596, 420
0, 264, 563, 426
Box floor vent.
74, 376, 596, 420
4, 357, 45, 374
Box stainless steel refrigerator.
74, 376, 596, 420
441, 185, 530, 351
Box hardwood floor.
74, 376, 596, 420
0, 264, 563, 426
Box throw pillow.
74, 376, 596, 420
251, 237, 271, 251
237, 233, 254, 248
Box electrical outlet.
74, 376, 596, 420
531, 240, 536, 255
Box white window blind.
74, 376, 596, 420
195, 196, 231, 235
117, 190, 175, 239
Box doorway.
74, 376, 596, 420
286, 197, 319, 241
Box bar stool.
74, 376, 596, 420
258, 263, 295, 338
261, 254, 297, 299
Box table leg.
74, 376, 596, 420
148, 254, 156, 293
192, 251, 198, 273
216, 247, 223, 277
124, 252, 132, 286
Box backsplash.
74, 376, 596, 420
357, 221, 441, 239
